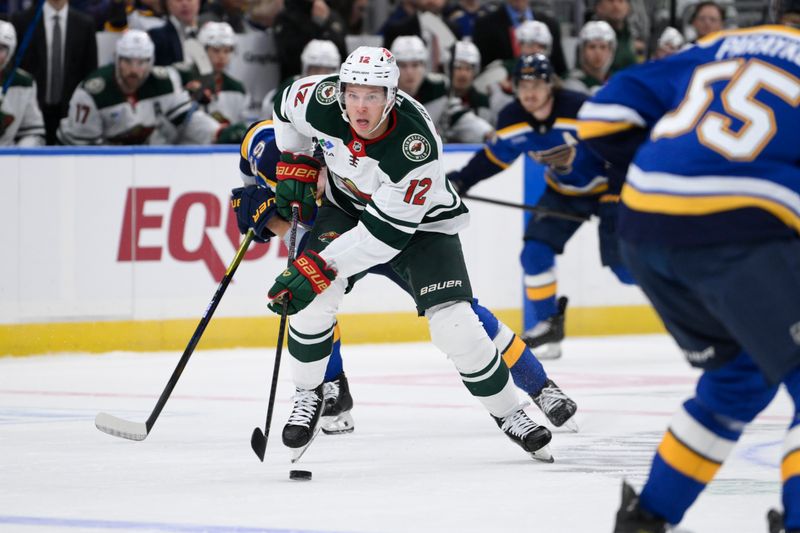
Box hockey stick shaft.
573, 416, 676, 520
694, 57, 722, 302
251, 206, 300, 461
2, 0, 45, 97
462, 193, 590, 223
95, 229, 255, 440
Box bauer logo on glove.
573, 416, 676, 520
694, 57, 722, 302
274, 152, 321, 223
230, 186, 279, 243
267, 251, 337, 315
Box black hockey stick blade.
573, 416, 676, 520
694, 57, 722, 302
95, 230, 255, 442
251, 427, 267, 461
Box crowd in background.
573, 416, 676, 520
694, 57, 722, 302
0, 0, 798, 146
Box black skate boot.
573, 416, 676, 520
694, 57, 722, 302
531, 379, 578, 431
282, 384, 324, 462
321, 372, 355, 435
521, 296, 568, 359
493, 409, 553, 463
767, 508, 800, 533
613, 481, 668, 533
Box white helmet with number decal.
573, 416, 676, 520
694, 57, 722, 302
0, 21, 17, 71
516, 20, 552, 54
198, 21, 236, 49
338, 46, 399, 132
301, 39, 341, 74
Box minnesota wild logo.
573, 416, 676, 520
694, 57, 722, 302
402, 134, 431, 162
315, 81, 337, 105
318, 231, 340, 243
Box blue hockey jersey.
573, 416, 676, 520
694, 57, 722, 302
578, 25, 800, 245
453, 89, 608, 195
239, 119, 280, 189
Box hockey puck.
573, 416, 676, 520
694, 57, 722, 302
289, 469, 312, 481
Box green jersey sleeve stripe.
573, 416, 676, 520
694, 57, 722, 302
361, 211, 415, 250
273, 85, 290, 123
366, 202, 419, 229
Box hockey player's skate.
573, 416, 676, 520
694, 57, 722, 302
321, 372, 354, 435
493, 409, 554, 463
522, 296, 567, 359
613, 481, 668, 533
531, 379, 578, 432
282, 384, 324, 463
767, 508, 799, 533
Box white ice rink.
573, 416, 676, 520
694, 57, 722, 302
0, 335, 793, 533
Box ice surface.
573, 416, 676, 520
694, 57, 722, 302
0, 335, 791, 533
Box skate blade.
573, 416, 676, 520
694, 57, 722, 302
530, 444, 554, 463
562, 417, 579, 433
289, 424, 322, 464
321, 412, 354, 435
532, 343, 562, 360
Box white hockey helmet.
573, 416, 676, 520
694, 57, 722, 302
578, 20, 617, 50
515, 20, 552, 54
337, 46, 399, 133
116, 29, 155, 61
301, 39, 341, 74
0, 21, 17, 71
657, 26, 685, 50
390, 35, 428, 63
453, 40, 481, 70
198, 21, 236, 49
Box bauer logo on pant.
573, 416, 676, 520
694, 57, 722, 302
419, 280, 462, 295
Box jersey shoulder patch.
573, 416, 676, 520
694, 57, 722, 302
81, 65, 124, 109
370, 99, 439, 183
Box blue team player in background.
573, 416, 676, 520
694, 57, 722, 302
448, 54, 635, 360
230, 119, 580, 447
578, 24, 800, 533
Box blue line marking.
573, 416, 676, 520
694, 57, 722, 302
0, 144, 479, 156
0, 516, 365, 533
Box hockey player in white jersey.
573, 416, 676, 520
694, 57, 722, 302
0, 21, 45, 146
57, 30, 232, 145
194, 21, 251, 126
267, 46, 553, 461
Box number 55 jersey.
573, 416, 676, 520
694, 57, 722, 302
577, 25, 800, 245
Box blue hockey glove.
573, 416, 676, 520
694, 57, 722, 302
230, 186, 278, 243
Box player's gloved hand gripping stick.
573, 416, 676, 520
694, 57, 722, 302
275, 152, 321, 223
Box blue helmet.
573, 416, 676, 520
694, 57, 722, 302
513, 53, 553, 85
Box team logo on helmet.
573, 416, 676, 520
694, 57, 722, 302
315, 81, 338, 105
318, 231, 341, 243
402, 134, 431, 162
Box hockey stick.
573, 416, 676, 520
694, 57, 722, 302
2, 0, 46, 98
251, 206, 300, 461
462, 193, 590, 223
94, 229, 256, 441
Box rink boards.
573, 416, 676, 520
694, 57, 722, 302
0, 146, 659, 355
